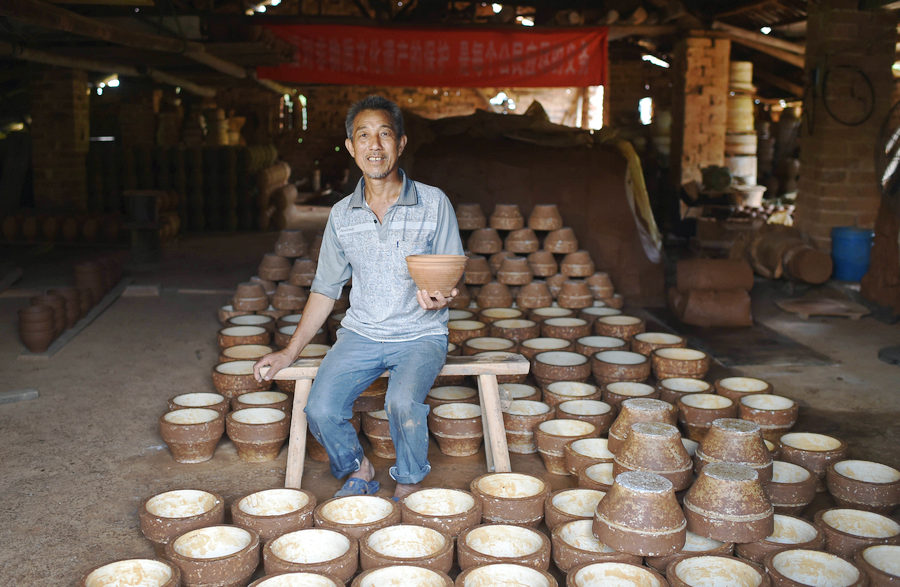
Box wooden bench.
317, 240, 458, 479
263, 353, 531, 489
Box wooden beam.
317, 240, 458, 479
727, 36, 805, 68
714, 0, 781, 20
754, 69, 804, 97
607, 24, 677, 41
712, 21, 805, 56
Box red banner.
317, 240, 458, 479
257, 24, 607, 87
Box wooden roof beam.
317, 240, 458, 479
607, 24, 678, 41
754, 68, 804, 97
712, 21, 805, 55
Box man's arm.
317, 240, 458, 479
253, 292, 336, 381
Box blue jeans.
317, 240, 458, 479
305, 329, 447, 485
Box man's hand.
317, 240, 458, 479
253, 349, 296, 382
417, 288, 458, 311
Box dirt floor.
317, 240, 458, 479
1, 233, 898, 585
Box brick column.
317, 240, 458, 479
795, 3, 897, 250
30, 67, 90, 210
670, 34, 730, 187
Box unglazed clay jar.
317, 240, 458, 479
586, 272, 615, 300
166, 525, 260, 587
528, 251, 558, 277
470, 472, 549, 527
426, 386, 479, 409
651, 348, 711, 381
667, 555, 770, 587
560, 250, 595, 278
593, 315, 645, 342
535, 419, 598, 475
607, 398, 677, 453
602, 381, 658, 409
814, 508, 900, 559
557, 400, 615, 435
401, 488, 482, 538
159, 408, 225, 463
591, 351, 650, 386
855, 544, 900, 585
505, 228, 541, 254
543, 227, 578, 254
79, 559, 180, 587
613, 422, 693, 491
503, 400, 555, 454
263, 528, 358, 582
683, 463, 774, 544
779, 432, 847, 492
715, 377, 772, 402
457, 203, 486, 230
739, 395, 799, 442
765, 461, 818, 515
645, 531, 734, 573
489, 203, 525, 230
314, 496, 400, 540
765, 548, 866, 587
658, 378, 711, 405
259, 253, 292, 281
467, 228, 503, 254
496, 256, 533, 285
231, 488, 316, 543
288, 257, 317, 287
428, 402, 484, 457
566, 562, 667, 587
677, 394, 737, 442
218, 325, 270, 349
519, 337, 572, 363
353, 565, 453, 586
456, 563, 558, 586
359, 524, 453, 573
826, 460, 900, 514
274, 229, 307, 258
219, 343, 274, 364
552, 520, 642, 573
631, 332, 686, 357
542, 317, 591, 341
233, 391, 290, 413
168, 392, 229, 418
578, 462, 616, 492
528, 204, 563, 231
735, 514, 825, 564
543, 381, 602, 408
517, 281, 554, 309
557, 280, 594, 310
696, 418, 773, 482
533, 351, 591, 387
457, 524, 551, 571
140, 489, 225, 555
564, 438, 615, 475
544, 488, 606, 530
226, 407, 290, 462
593, 471, 687, 557
574, 335, 626, 357
212, 359, 272, 399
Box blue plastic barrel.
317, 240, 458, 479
831, 226, 874, 281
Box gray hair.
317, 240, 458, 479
345, 95, 405, 139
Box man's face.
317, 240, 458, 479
345, 109, 407, 180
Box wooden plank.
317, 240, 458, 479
712, 21, 805, 55
477, 374, 511, 473
727, 36, 805, 68
285, 378, 313, 489
607, 25, 677, 41
266, 353, 531, 380
755, 69, 804, 97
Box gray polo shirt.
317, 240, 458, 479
310, 170, 464, 342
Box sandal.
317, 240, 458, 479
334, 477, 380, 498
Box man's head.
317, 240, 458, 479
345, 95, 404, 139
344, 96, 408, 181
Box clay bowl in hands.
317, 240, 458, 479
400, 488, 481, 538
231, 488, 316, 544
814, 508, 900, 559
159, 408, 224, 463
140, 489, 225, 555
457, 524, 550, 571
263, 528, 358, 582
78, 559, 180, 587
544, 488, 606, 531
165, 525, 260, 587
406, 255, 467, 297
765, 548, 867, 587
826, 460, 900, 514
667, 555, 770, 587
470, 472, 549, 527
551, 520, 640, 573
168, 392, 229, 418
735, 514, 825, 564
353, 565, 453, 586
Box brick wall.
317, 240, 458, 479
30, 67, 90, 210
795, 4, 897, 250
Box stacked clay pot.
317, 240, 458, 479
19, 304, 57, 352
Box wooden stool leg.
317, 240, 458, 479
285, 378, 313, 488
477, 373, 511, 473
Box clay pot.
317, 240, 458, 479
519, 337, 572, 363
288, 258, 317, 287
593, 471, 687, 556
765, 549, 867, 587
557, 400, 615, 435
79, 558, 181, 587
528, 204, 563, 231
736, 514, 825, 564
218, 325, 270, 349
614, 422, 694, 491
457, 563, 557, 586
652, 348, 711, 381
586, 272, 615, 298
353, 566, 453, 586
593, 315, 645, 342
219, 344, 274, 364
218, 304, 250, 325
407, 255, 468, 297
169, 393, 229, 418
159, 408, 224, 463
739, 395, 799, 442
467, 228, 503, 254
233, 391, 290, 413
165, 525, 260, 587
630, 332, 686, 356
140, 489, 225, 555
272, 283, 308, 311
601, 381, 658, 409
464, 255, 492, 285
696, 418, 773, 482
677, 394, 738, 441
470, 472, 549, 527
533, 351, 591, 387
462, 336, 515, 357
231, 488, 316, 543
607, 397, 677, 453
578, 306, 622, 324
715, 376, 772, 402
551, 520, 640, 573
855, 544, 900, 585
567, 562, 667, 586
502, 400, 554, 454
557, 280, 593, 309
233, 290, 269, 313
779, 432, 847, 491
225, 314, 275, 335
277, 313, 302, 329
359, 525, 453, 575
683, 462, 774, 544
274, 229, 306, 257
489, 203, 524, 230
457, 524, 550, 571
445, 320, 487, 346
258, 253, 291, 281
19, 321, 55, 352
212, 360, 271, 399
527, 250, 558, 277
543, 227, 578, 253
814, 508, 900, 559
505, 228, 540, 254
541, 317, 591, 341
449, 308, 475, 321
516, 281, 553, 309
542, 381, 601, 408
826, 460, 900, 514
274, 325, 327, 349
528, 306, 574, 323
48, 287, 82, 328
544, 273, 566, 298
501, 382, 541, 402
475, 282, 513, 309
472, 350, 528, 385
591, 350, 650, 385
250, 276, 277, 297
30, 294, 65, 336
564, 438, 614, 475
477, 307, 523, 324
765, 461, 818, 515
544, 488, 606, 530
488, 252, 513, 275
226, 407, 289, 462
560, 251, 595, 278
645, 531, 734, 574
359, 410, 394, 458
263, 528, 358, 582
489, 318, 539, 344
428, 402, 484, 457
496, 256, 533, 285
314, 496, 400, 540
400, 488, 482, 538
577, 462, 616, 492
535, 419, 598, 475
574, 335, 626, 358
667, 555, 770, 587
426, 386, 478, 410
657, 378, 710, 405
456, 203, 486, 230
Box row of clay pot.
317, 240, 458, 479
467, 248, 598, 279
468, 226, 579, 255
457, 202, 563, 232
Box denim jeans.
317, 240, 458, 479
305, 329, 447, 484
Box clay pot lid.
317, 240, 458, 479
568, 562, 665, 585
457, 563, 557, 586
236, 488, 312, 517
144, 489, 221, 519
546, 381, 598, 398
670, 555, 766, 586
402, 488, 476, 516
550, 489, 606, 518
432, 403, 481, 420
538, 419, 596, 438
269, 528, 351, 563
569, 438, 614, 459
771, 461, 813, 484
463, 524, 545, 558
474, 473, 546, 499
249, 572, 340, 586
170, 393, 226, 409
352, 565, 451, 586
741, 394, 796, 411
857, 545, 900, 581
162, 408, 220, 426
779, 432, 845, 453
680, 393, 734, 409
81, 558, 179, 587
364, 524, 448, 558
406, 255, 467, 296
817, 508, 900, 539
605, 382, 655, 397
171, 525, 256, 560
506, 400, 552, 416
660, 378, 710, 393
428, 386, 478, 401
319, 496, 396, 526
830, 459, 900, 485
594, 350, 647, 365
767, 549, 864, 586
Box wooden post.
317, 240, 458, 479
285, 378, 313, 489
477, 373, 511, 473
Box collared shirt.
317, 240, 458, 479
310, 169, 464, 342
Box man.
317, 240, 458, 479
253, 95, 463, 500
